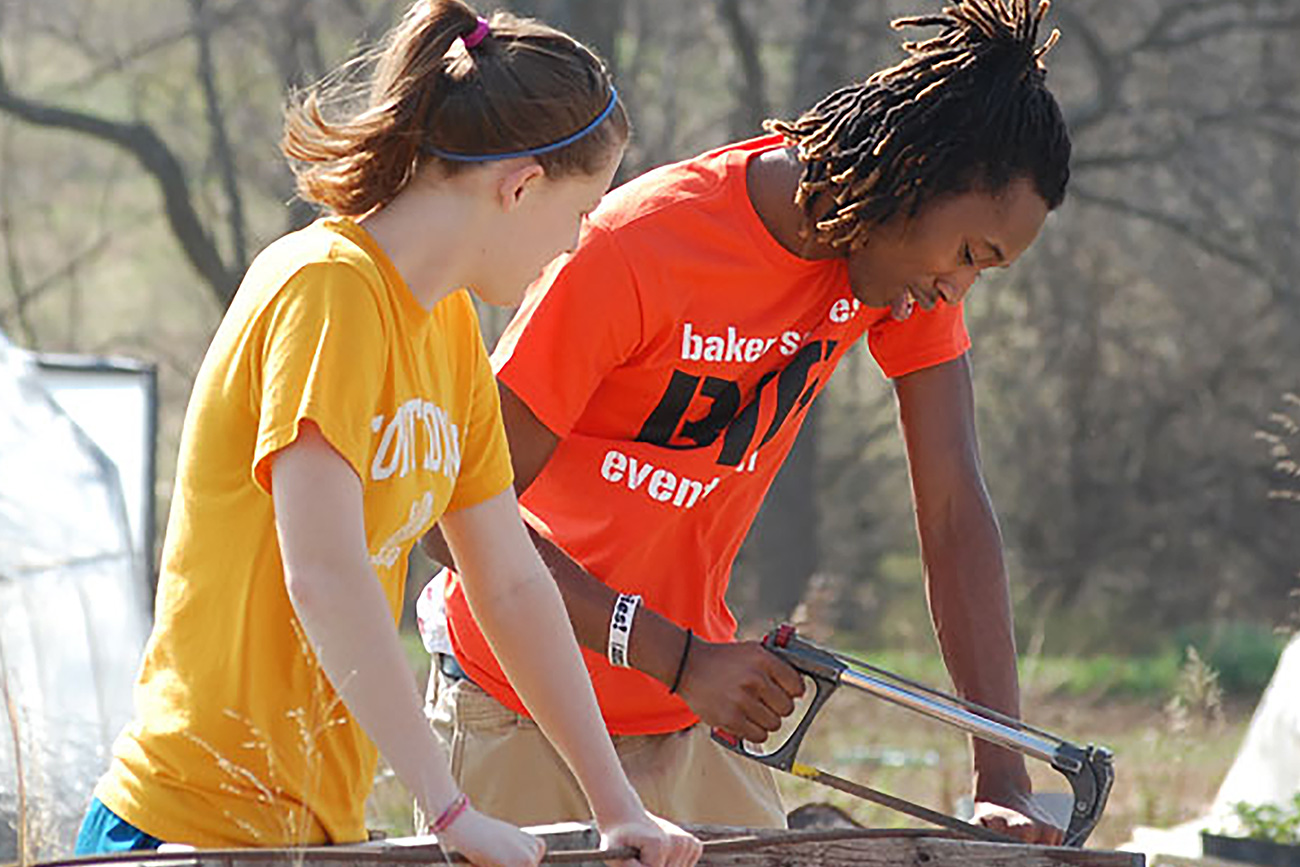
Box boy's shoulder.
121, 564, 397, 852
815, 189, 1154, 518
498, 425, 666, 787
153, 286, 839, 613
593, 135, 785, 234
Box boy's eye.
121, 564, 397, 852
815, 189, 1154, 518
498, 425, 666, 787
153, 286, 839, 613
961, 244, 975, 266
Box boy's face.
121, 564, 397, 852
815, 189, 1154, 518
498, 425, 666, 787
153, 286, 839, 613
845, 176, 1049, 321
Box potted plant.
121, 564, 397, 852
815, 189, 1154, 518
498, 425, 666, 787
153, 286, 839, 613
1202, 794, 1300, 867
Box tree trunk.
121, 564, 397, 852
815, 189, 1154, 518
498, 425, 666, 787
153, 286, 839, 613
716, 0, 768, 140
744, 0, 860, 621
747, 405, 821, 621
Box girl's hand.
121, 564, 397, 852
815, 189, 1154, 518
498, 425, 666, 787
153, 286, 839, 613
600, 811, 703, 867
436, 807, 546, 867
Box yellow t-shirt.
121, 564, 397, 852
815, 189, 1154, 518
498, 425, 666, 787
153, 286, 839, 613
96, 217, 513, 847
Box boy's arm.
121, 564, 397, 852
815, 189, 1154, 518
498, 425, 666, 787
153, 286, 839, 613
421, 381, 803, 744
894, 353, 1063, 846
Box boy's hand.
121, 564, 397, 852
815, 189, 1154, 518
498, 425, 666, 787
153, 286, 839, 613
676, 638, 805, 743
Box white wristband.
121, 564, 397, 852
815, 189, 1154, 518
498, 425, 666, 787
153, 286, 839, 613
608, 593, 641, 668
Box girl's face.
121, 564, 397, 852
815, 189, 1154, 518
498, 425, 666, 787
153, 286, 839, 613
476, 147, 625, 307
845, 176, 1049, 321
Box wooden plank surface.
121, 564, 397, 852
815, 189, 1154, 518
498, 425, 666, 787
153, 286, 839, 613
28, 823, 1145, 867
686, 826, 1144, 867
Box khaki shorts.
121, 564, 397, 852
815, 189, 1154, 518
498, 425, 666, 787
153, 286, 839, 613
423, 667, 786, 829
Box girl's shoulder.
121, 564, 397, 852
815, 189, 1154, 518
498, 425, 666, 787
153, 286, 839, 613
223, 219, 391, 334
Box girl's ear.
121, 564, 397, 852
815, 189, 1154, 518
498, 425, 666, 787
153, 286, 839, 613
497, 161, 546, 212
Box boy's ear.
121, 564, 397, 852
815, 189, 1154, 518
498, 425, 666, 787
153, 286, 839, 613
498, 162, 546, 212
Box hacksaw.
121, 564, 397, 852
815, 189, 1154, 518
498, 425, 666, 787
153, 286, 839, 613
712, 624, 1114, 847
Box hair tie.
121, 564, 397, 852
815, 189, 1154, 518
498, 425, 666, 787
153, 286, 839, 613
462, 17, 490, 50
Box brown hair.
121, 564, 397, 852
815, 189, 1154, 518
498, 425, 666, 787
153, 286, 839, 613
283, 0, 629, 216
769, 0, 1070, 251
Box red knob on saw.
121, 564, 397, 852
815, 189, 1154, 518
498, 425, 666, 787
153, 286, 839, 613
772, 623, 796, 648
712, 728, 740, 747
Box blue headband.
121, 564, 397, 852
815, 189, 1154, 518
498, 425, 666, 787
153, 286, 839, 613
425, 86, 619, 163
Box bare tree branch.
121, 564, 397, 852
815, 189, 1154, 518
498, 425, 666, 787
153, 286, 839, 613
0, 56, 238, 308
1069, 185, 1268, 282
1073, 149, 1173, 172
0, 164, 37, 346
46, 0, 261, 97
0, 235, 112, 322
190, 0, 248, 273
1134, 6, 1300, 52
1053, 5, 1125, 137
715, 0, 768, 139
1128, 0, 1251, 53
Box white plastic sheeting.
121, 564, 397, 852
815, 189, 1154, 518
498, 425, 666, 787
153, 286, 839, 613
0, 331, 151, 861
1123, 632, 1300, 858
1211, 633, 1300, 821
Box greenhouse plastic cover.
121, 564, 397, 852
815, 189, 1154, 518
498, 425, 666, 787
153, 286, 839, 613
0, 331, 150, 860
1123, 632, 1300, 858
1211, 633, 1300, 818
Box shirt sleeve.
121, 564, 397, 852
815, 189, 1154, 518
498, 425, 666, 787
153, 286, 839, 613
251, 262, 386, 493
491, 223, 644, 438
446, 300, 515, 514
866, 300, 971, 379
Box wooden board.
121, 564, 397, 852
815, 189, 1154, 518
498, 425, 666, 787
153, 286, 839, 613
686, 825, 1145, 867
30, 823, 1145, 867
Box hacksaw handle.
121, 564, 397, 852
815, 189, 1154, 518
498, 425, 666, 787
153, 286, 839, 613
710, 625, 845, 771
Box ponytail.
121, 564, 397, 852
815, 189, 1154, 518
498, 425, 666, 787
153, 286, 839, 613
283, 0, 628, 216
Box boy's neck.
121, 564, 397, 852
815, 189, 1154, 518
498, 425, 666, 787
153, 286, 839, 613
745, 146, 839, 262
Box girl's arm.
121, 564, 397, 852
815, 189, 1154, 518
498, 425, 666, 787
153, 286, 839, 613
272, 421, 545, 867
439, 483, 702, 867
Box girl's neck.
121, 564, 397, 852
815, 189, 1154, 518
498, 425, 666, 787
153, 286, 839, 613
358, 185, 484, 311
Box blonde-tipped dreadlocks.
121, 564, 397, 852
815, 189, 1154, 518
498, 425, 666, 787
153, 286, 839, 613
767, 0, 1071, 251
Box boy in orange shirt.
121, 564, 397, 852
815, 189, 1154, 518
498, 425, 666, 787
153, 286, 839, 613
423, 0, 1069, 844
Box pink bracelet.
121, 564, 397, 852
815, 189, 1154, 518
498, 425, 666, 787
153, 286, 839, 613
429, 792, 470, 834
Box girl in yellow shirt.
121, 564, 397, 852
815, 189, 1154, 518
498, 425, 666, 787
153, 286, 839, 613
78, 3, 701, 867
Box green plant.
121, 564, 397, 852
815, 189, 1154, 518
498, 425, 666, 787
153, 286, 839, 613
1229, 793, 1300, 845
1171, 623, 1286, 697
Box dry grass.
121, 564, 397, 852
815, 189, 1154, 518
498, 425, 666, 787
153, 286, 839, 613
0, 618, 357, 862
177, 618, 353, 847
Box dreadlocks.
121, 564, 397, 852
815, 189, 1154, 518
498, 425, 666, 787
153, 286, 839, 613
767, 0, 1071, 251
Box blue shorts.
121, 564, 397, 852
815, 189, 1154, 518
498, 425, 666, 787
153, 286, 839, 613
75, 798, 164, 855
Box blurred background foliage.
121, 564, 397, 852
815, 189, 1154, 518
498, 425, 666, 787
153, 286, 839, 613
1, 0, 1297, 688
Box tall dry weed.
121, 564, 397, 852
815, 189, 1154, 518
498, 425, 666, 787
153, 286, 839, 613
181, 617, 351, 848
1256, 392, 1300, 631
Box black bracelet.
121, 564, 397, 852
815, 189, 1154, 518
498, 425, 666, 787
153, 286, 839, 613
669, 629, 694, 694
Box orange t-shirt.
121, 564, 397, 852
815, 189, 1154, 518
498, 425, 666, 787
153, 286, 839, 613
444, 135, 970, 735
